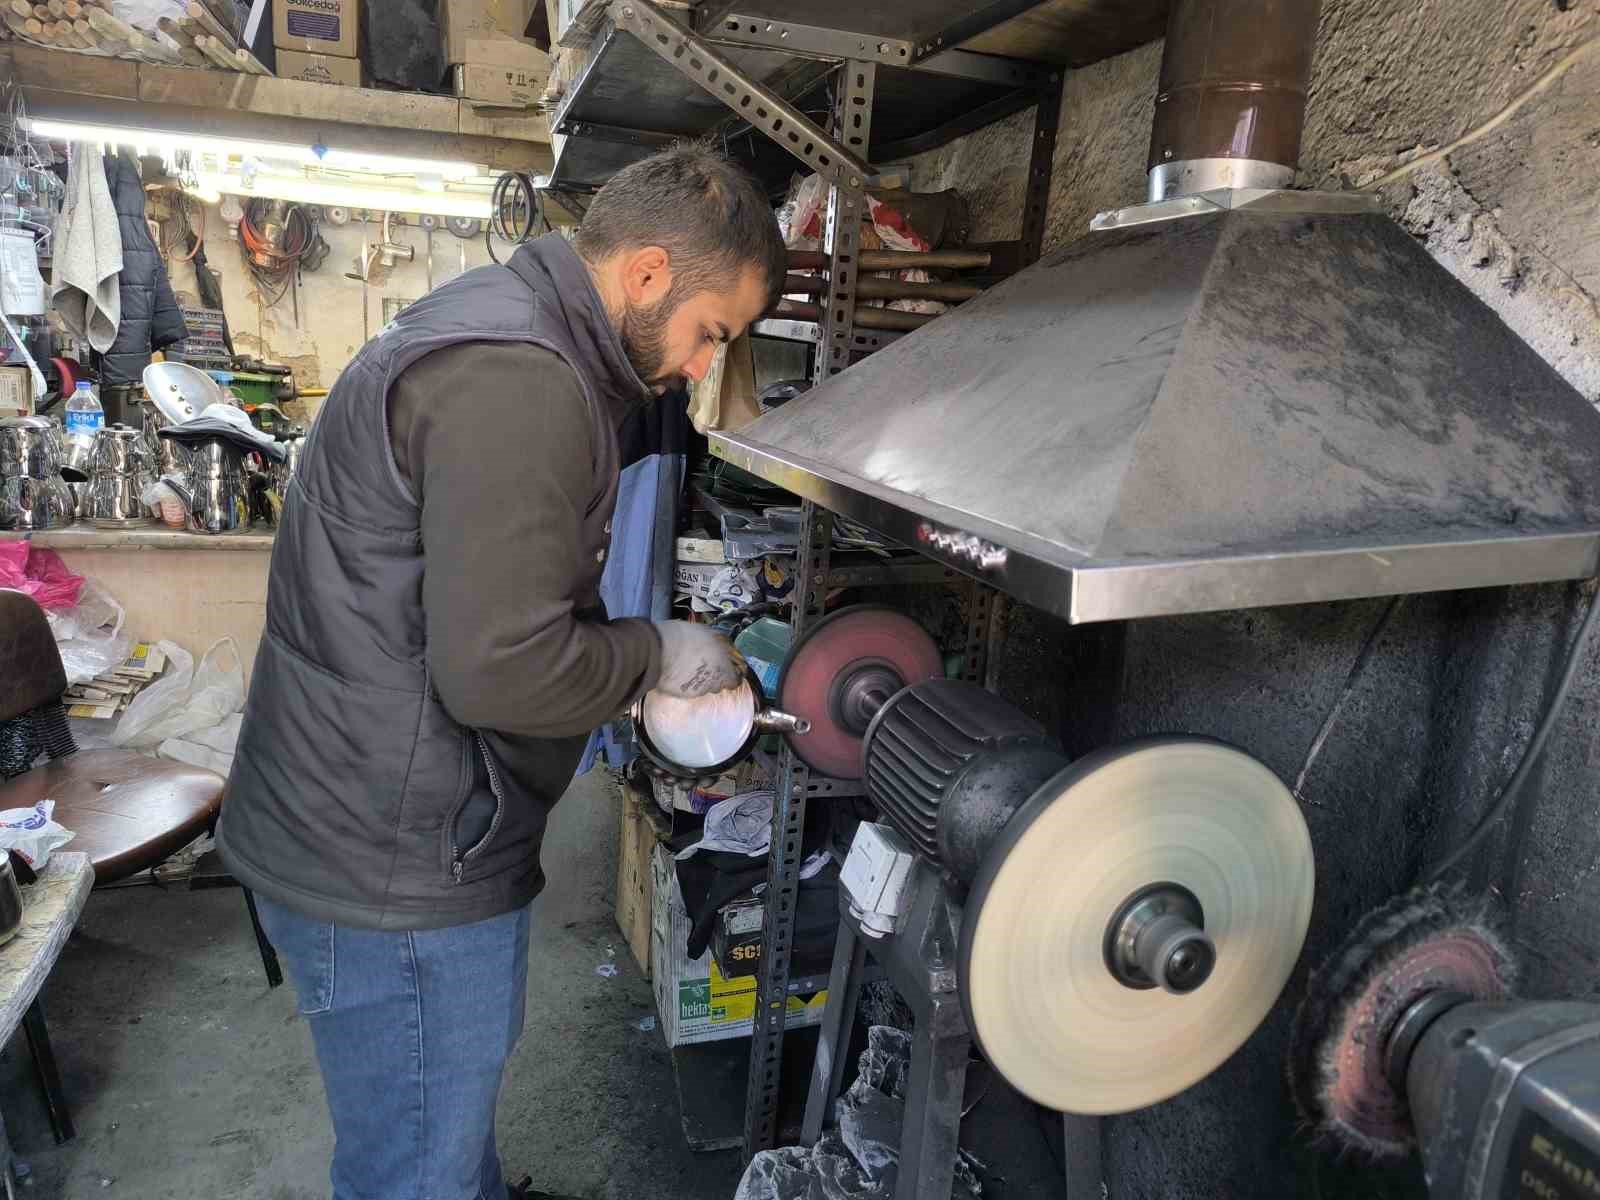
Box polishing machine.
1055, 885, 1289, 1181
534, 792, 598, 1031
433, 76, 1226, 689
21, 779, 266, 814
1292, 886, 1600, 1200
734, 606, 1318, 1200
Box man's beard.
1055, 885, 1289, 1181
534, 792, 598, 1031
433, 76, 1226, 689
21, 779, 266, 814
619, 291, 678, 387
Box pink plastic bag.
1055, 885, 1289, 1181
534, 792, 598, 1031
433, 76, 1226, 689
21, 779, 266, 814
0, 541, 86, 610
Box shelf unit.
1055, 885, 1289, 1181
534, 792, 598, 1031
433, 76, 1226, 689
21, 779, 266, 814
561, 0, 1063, 1160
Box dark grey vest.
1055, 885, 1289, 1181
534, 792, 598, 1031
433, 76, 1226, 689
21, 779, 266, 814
219, 236, 646, 930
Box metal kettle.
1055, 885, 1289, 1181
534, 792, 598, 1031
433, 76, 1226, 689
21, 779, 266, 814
0, 853, 24, 947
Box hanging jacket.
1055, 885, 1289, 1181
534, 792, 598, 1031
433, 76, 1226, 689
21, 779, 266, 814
100, 150, 186, 386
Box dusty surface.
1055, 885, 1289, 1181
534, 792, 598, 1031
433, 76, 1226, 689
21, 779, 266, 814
0, 771, 746, 1200
914, 0, 1600, 398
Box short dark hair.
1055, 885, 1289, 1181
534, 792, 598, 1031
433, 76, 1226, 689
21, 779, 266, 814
576, 144, 786, 310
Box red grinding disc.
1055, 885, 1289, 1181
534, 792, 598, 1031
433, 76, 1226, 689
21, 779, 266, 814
778, 606, 942, 780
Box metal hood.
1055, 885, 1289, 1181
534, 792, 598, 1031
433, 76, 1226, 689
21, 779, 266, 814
711, 189, 1600, 622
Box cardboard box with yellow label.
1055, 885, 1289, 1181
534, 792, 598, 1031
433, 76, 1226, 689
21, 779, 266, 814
650, 844, 828, 1047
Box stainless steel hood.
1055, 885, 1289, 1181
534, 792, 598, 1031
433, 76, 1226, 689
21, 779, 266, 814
711, 189, 1600, 622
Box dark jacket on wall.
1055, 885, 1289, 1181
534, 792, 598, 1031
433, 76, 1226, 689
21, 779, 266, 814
101, 150, 186, 386
218, 234, 664, 931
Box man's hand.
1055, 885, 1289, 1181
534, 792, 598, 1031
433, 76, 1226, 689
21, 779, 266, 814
653, 621, 743, 698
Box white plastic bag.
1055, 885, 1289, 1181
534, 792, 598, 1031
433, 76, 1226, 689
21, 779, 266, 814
111, 638, 244, 749
158, 712, 243, 775
0, 799, 75, 869
46, 576, 132, 685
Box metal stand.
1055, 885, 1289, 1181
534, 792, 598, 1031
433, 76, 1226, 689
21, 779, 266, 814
743, 500, 835, 1154
802, 869, 972, 1200
599, 1, 1064, 1163
22, 997, 73, 1144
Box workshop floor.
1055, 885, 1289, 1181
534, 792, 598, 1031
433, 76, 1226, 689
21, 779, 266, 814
0, 770, 748, 1200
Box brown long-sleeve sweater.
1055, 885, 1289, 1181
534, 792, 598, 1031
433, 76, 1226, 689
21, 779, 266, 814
387, 340, 661, 739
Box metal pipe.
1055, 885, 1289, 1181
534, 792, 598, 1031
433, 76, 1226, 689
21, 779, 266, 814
1146, 0, 1322, 201
773, 300, 937, 334
784, 274, 984, 303
788, 248, 993, 272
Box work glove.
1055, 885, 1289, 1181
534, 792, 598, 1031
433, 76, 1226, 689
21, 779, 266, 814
653, 620, 744, 699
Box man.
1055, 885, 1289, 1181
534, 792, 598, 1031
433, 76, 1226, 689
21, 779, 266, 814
219, 146, 787, 1200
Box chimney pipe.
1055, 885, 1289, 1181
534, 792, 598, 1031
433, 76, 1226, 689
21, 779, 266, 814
1146, 0, 1322, 202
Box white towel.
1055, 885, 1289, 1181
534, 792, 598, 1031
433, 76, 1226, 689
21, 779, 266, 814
49, 147, 122, 351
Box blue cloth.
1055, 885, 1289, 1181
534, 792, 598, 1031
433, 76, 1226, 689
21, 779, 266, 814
578, 393, 689, 775
253, 896, 531, 1200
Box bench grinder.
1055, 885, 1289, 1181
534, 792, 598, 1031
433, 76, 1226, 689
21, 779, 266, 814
743, 606, 1316, 1199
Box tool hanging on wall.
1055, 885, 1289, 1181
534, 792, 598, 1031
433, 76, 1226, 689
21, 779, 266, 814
237, 198, 326, 308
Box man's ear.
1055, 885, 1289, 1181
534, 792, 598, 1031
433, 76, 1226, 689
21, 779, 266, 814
621, 245, 673, 306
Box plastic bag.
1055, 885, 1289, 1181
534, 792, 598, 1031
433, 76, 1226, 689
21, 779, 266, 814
157, 711, 243, 775
735, 1027, 984, 1200
47, 576, 131, 685
111, 638, 244, 749
0, 541, 86, 610
141, 475, 189, 529
0, 799, 75, 869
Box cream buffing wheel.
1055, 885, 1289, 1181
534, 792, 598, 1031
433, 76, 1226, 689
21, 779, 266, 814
958, 737, 1314, 1115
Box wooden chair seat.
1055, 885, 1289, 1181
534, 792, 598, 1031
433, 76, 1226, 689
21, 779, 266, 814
0, 750, 223, 884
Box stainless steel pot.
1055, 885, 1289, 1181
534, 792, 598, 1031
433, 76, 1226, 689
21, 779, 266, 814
1, 474, 76, 530
0, 854, 22, 948
141, 403, 192, 477
93, 423, 146, 476
88, 424, 154, 528
189, 438, 246, 479
0, 415, 63, 479
190, 470, 250, 533
630, 663, 810, 779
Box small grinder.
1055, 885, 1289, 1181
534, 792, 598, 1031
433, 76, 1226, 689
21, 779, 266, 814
1289, 885, 1600, 1200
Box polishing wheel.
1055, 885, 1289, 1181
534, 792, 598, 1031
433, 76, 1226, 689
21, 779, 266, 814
958, 738, 1315, 1115
1287, 884, 1518, 1158
778, 606, 942, 780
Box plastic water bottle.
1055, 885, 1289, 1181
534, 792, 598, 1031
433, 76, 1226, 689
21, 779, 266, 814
63, 381, 103, 442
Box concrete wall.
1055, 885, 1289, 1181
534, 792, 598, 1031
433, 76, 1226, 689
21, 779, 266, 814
167, 207, 500, 415
912, 0, 1600, 400
910, 4, 1600, 1197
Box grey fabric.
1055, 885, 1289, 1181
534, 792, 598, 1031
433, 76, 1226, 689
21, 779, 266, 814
219, 235, 661, 931
48, 147, 121, 351
100, 150, 186, 386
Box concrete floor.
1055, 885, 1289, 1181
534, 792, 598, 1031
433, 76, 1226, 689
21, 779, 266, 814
0, 770, 748, 1200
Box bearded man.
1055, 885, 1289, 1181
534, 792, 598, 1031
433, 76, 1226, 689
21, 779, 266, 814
219, 145, 785, 1200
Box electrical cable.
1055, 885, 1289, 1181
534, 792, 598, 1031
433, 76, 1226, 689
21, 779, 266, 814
1365, 33, 1600, 191
484, 170, 548, 264
238, 198, 316, 309
1429, 581, 1600, 880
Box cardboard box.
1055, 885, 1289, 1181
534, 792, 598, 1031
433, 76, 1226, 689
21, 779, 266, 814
0, 366, 31, 418
651, 844, 828, 1047
441, 0, 530, 65
615, 788, 661, 980
274, 48, 364, 86
452, 54, 550, 107
274, 0, 358, 58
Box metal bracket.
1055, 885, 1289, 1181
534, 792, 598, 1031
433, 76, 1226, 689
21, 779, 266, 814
1021, 71, 1063, 264
610, 0, 874, 188
813, 61, 875, 383
705, 14, 1047, 87
554, 119, 678, 148
744, 502, 836, 1158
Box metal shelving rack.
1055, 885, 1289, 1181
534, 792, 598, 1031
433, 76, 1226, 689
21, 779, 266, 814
566, 0, 1062, 1159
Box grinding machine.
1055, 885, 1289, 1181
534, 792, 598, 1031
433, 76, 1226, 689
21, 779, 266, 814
635, 604, 1317, 1198
1290, 885, 1600, 1200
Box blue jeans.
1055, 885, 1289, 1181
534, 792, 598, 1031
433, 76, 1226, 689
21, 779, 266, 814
254, 896, 531, 1200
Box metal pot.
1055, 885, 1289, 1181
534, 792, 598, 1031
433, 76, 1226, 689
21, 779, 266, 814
140, 402, 191, 477
0, 854, 22, 948
189, 470, 250, 534
630, 663, 811, 779
188, 438, 246, 480
92, 423, 147, 476
89, 470, 155, 528
0, 415, 63, 479
0, 474, 75, 530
